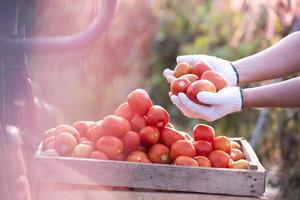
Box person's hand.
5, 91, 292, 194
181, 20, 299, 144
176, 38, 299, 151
163, 54, 239, 86
170, 87, 243, 122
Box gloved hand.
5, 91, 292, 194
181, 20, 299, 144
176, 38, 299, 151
170, 87, 243, 122
163, 54, 239, 86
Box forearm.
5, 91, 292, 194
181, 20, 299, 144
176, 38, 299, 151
242, 77, 300, 108
233, 31, 300, 84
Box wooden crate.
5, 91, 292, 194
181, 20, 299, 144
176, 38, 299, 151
33, 139, 266, 199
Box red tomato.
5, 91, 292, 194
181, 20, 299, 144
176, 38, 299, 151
208, 150, 230, 168
127, 89, 152, 115
55, 124, 80, 143
159, 127, 185, 147
55, 132, 77, 156
191, 61, 211, 77
146, 105, 170, 129
148, 143, 171, 164
139, 126, 160, 146
101, 115, 130, 138
193, 124, 215, 142
90, 151, 109, 160
126, 150, 151, 163
179, 74, 199, 83
170, 78, 191, 95
201, 70, 228, 91
194, 156, 212, 167
42, 128, 55, 140
174, 62, 191, 77
174, 156, 198, 167
213, 136, 232, 154
96, 136, 124, 159
115, 102, 135, 121
72, 121, 95, 138
186, 80, 217, 104
42, 136, 56, 151
170, 140, 196, 160
73, 144, 93, 158
194, 140, 213, 157
122, 131, 141, 153
130, 114, 147, 132
86, 123, 105, 143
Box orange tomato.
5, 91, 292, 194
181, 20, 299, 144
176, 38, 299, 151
55, 124, 80, 143
170, 140, 196, 160
101, 115, 130, 138
42, 128, 56, 140
73, 144, 93, 158
139, 126, 160, 146
126, 150, 151, 163
179, 74, 199, 83
201, 70, 228, 91
191, 61, 211, 77
194, 140, 213, 157
229, 159, 249, 169
174, 156, 198, 167
186, 80, 216, 103
212, 136, 232, 154
174, 62, 191, 77
194, 156, 212, 167
170, 78, 191, 95
230, 140, 242, 150
193, 124, 215, 142
96, 136, 124, 159
230, 148, 245, 161
130, 114, 147, 132
160, 127, 185, 147
146, 105, 170, 129
122, 131, 141, 153
55, 132, 77, 156
148, 143, 171, 164
208, 150, 230, 168
115, 102, 135, 121
90, 151, 109, 160
127, 89, 152, 116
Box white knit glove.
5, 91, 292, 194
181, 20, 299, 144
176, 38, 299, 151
170, 87, 243, 122
163, 54, 239, 86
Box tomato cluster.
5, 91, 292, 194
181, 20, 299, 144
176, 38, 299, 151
41, 89, 248, 169
170, 61, 228, 104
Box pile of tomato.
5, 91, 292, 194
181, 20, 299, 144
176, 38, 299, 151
41, 89, 249, 169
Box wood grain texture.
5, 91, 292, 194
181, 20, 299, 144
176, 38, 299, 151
37, 183, 267, 200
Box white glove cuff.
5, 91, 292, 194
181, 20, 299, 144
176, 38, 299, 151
230, 87, 243, 112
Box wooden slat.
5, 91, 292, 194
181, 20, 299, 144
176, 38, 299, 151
241, 140, 265, 171
34, 152, 265, 197
38, 183, 267, 200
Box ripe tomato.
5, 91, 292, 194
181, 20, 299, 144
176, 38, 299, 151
193, 124, 215, 142
230, 148, 245, 161
127, 89, 152, 115
96, 136, 124, 159
55, 124, 80, 143
230, 140, 241, 150
122, 131, 141, 153
174, 156, 198, 167
130, 114, 147, 132
86, 123, 105, 143
55, 132, 77, 156
73, 144, 93, 158
90, 151, 109, 160
212, 136, 232, 154
170, 140, 196, 160
42, 136, 56, 151
148, 143, 171, 164
170, 78, 191, 95
194, 156, 212, 167
186, 79, 216, 103
160, 127, 185, 147
115, 102, 134, 121
101, 115, 130, 138
201, 70, 228, 91
136, 145, 149, 153
229, 159, 249, 169
194, 140, 213, 157
72, 121, 94, 138
126, 150, 151, 163
114, 153, 127, 161
146, 105, 170, 129
191, 61, 211, 77
174, 62, 191, 78
139, 126, 160, 146
42, 128, 55, 140
179, 74, 199, 83
208, 150, 230, 168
